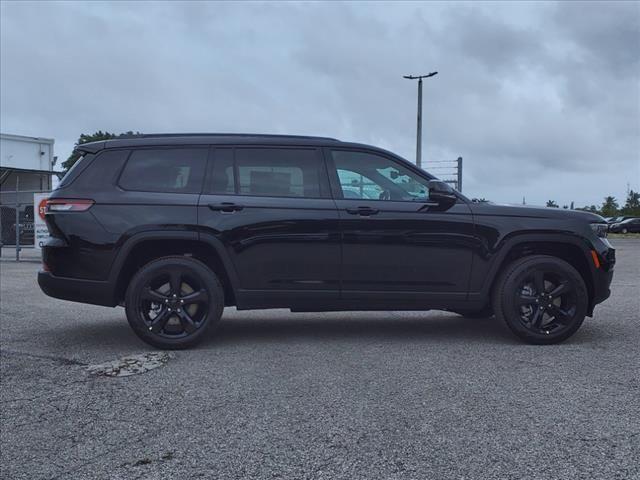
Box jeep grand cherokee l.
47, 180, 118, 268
38, 134, 615, 349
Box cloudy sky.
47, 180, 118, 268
1, 1, 638, 207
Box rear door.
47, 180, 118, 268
325, 148, 475, 305
198, 146, 341, 308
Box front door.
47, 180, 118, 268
198, 146, 341, 308
325, 148, 475, 305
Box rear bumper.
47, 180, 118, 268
38, 271, 117, 307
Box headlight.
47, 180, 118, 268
590, 223, 608, 238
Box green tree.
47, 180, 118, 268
621, 190, 640, 216
546, 200, 559, 208
62, 130, 139, 171
600, 196, 619, 217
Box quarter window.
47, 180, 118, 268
118, 148, 207, 193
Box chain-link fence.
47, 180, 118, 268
0, 190, 50, 260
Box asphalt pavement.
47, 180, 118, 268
1, 240, 639, 480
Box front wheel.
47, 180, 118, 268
492, 255, 588, 345
125, 256, 224, 349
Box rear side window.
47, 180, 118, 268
235, 148, 325, 198
210, 149, 235, 194
118, 148, 207, 193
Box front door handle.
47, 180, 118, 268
208, 202, 244, 213
345, 206, 380, 216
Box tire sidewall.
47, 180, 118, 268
497, 256, 588, 344
125, 256, 224, 349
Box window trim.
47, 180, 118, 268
204, 145, 332, 200
116, 146, 209, 194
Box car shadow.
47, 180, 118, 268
207, 310, 517, 347
48, 310, 517, 352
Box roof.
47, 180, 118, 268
76, 133, 343, 153
1, 133, 55, 145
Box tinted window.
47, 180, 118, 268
57, 153, 95, 189
119, 148, 207, 193
331, 150, 429, 201
235, 148, 324, 198
74, 150, 130, 189
209, 149, 235, 194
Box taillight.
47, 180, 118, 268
45, 198, 95, 212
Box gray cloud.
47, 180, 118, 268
1, 0, 638, 207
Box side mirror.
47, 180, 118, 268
427, 180, 457, 208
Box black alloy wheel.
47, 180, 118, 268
493, 255, 588, 344
513, 269, 577, 335
125, 256, 224, 349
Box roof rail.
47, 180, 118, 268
116, 133, 340, 141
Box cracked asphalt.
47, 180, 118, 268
1, 240, 639, 480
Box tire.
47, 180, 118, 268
492, 255, 588, 345
125, 256, 224, 349
621, 228, 628, 234
455, 306, 494, 318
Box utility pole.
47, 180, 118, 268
403, 72, 437, 169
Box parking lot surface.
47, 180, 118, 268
1, 240, 639, 480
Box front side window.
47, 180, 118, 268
331, 150, 429, 201
235, 148, 324, 198
118, 148, 207, 193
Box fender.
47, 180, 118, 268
105, 230, 241, 304
196, 231, 241, 293
470, 231, 597, 301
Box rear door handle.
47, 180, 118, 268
208, 202, 244, 213
345, 206, 380, 216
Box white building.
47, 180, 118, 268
1, 133, 57, 245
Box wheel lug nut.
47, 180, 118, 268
177, 308, 181, 313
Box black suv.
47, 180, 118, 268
38, 134, 615, 348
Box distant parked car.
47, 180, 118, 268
607, 216, 634, 224
609, 218, 640, 234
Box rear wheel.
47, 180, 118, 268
492, 255, 588, 344
125, 256, 224, 349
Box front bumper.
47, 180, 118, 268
38, 271, 117, 307
589, 241, 615, 314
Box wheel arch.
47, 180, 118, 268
109, 231, 239, 306
480, 234, 597, 313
